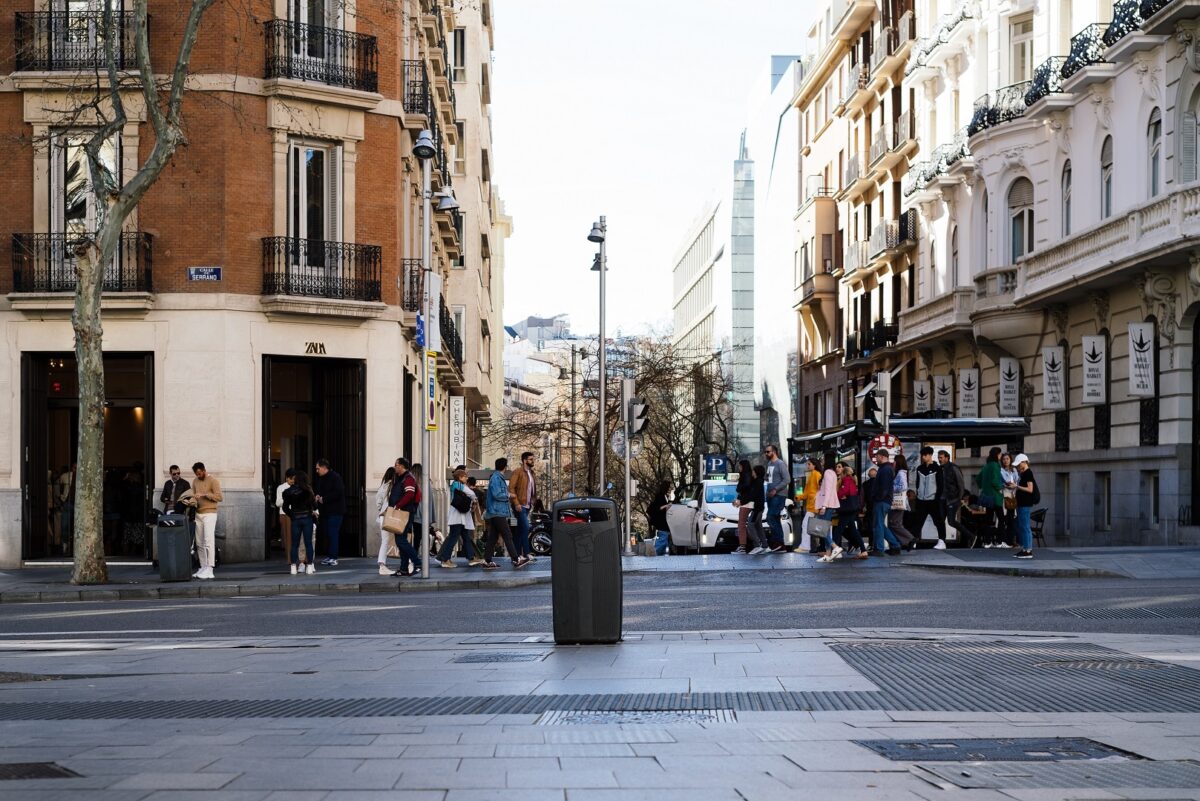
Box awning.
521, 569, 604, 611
853, 381, 876, 403
859, 416, 1031, 446
853, 359, 912, 404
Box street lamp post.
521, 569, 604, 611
588, 218, 607, 497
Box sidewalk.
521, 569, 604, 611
901, 544, 1200, 579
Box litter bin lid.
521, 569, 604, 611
552, 497, 616, 522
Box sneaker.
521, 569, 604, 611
320, 557, 334, 566
1014, 550, 1034, 559
439, 560, 456, 569
525, 556, 538, 563
200, 568, 215, 580
818, 554, 834, 563
769, 544, 786, 553
749, 546, 767, 555
327, 559, 338, 567
933, 540, 947, 550
831, 546, 844, 560
192, 569, 203, 579
468, 558, 486, 567
482, 561, 499, 570
291, 564, 299, 575
378, 564, 393, 576
513, 557, 528, 569
305, 564, 316, 575
983, 542, 994, 549
997, 542, 1011, 549
733, 546, 747, 554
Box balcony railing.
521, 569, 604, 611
262, 237, 382, 301
898, 208, 918, 243
869, 126, 890, 165
892, 110, 914, 149
401, 258, 423, 313
845, 240, 869, 274
871, 28, 895, 73
1104, 0, 1145, 47
1140, 0, 1175, 19
975, 266, 1019, 298
905, 0, 977, 74
439, 295, 463, 367
902, 158, 943, 197
846, 152, 866, 187
402, 59, 430, 115
1025, 56, 1068, 105
869, 219, 898, 258
872, 318, 899, 349
1061, 23, 1108, 81
898, 287, 974, 345
14, 11, 139, 72
845, 62, 869, 100
967, 81, 1030, 136
11, 232, 153, 293
896, 10, 915, 49
804, 185, 837, 204
943, 128, 971, 167
264, 20, 379, 92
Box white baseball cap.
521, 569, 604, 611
1014, 453, 1030, 466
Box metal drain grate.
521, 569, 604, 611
1037, 659, 1165, 671
916, 760, 1200, 790
537, 709, 736, 725
452, 652, 547, 664
0, 762, 81, 781
1064, 607, 1200, 620
855, 737, 1141, 762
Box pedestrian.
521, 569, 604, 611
747, 465, 769, 554
275, 468, 297, 563
762, 444, 791, 553
733, 460, 754, 554
912, 446, 947, 549
1009, 453, 1038, 559
860, 466, 877, 548
283, 470, 317, 576
995, 452, 1019, 548
647, 480, 673, 556
160, 465, 191, 513
482, 457, 524, 570
799, 456, 822, 553
870, 451, 902, 555
835, 462, 868, 559
889, 453, 915, 550
938, 449, 965, 537
387, 458, 424, 576
373, 466, 395, 574
190, 462, 222, 580
314, 458, 346, 567
815, 451, 842, 562
509, 451, 538, 562
59, 462, 77, 553
438, 468, 481, 567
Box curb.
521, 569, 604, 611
902, 561, 1126, 579
0, 573, 552, 605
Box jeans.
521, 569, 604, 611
911, 499, 946, 541
514, 507, 531, 557
195, 511, 218, 569
320, 514, 343, 560
438, 523, 476, 562
484, 516, 519, 565
655, 529, 669, 556
766, 494, 786, 547
1015, 506, 1033, 551
290, 515, 314, 566
873, 501, 900, 552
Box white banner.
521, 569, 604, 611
1042, 346, 1066, 411
1081, 335, 1107, 405
957, 368, 980, 418
998, 357, 1021, 417
913, 380, 931, 413
425, 351, 438, 431
449, 396, 466, 467
1128, 322, 1156, 397
933, 374, 953, 411
427, 271, 442, 353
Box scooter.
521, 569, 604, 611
529, 509, 586, 556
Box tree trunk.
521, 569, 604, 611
71, 244, 108, 585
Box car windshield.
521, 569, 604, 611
704, 484, 737, 504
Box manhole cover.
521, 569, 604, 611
916, 760, 1200, 790
0, 763, 81, 781
855, 737, 1141, 762
452, 651, 546, 663
536, 709, 736, 725
1037, 659, 1164, 671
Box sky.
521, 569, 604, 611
491, 0, 816, 338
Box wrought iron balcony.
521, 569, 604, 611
14, 11, 138, 71
902, 158, 942, 197
967, 93, 990, 136
402, 59, 430, 116
401, 258, 423, 313
1025, 56, 1068, 105
264, 20, 378, 92
898, 208, 919, 243
261, 237, 382, 301
896, 10, 915, 49
872, 318, 899, 348
1061, 23, 1108, 81
869, 220, 898, 259
439, 295, 463, 367
1105, 0, 1145, 47
1140, 0, 1175, 19
11, 232, 152, 293
967, 82, 1030, 136
943, 128, 971, 168
869, 126, 890, 165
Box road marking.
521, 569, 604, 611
0, 629, 202, 637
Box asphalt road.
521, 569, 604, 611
2, 568, 1199, 638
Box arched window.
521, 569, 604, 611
1008, 178, 1034, 262
1148, 108, 1162, 197
1061, 160, 1072, 237
1100, 136, 1114, 218
950, 226, 959, 288
978, 189, 989, 272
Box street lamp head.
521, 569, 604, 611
587, 221, 605, 243
414, 130, 436, 161
435, 187, 460, 212
590, 253, 602, 272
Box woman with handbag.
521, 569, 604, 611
437, 468, 483, 567
994, 452, 1019, 549
835, 463, 869, 559
283, 470, 317, 576
733, 460, 755, 554
381, 458, 423, 577
977, 447, 1005, 546
888, 453, 915, 550
374, 466, 397, 574
815, 451, 842, 562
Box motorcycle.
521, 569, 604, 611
529, 509, 587, 556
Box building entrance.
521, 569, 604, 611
1193, 315, 1199, 526
262, 356, 366, 558
21, 353, 154, 560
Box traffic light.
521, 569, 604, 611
628, 396, 649, 435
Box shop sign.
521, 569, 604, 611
868, 432, 902, 457
425, 351, 438, 431
1081, 335, 1107, 405
427, 272, 442, 353
449, 396, 465, 466
1128, 322, 1156, 397
186, 266, 221, 281
913, 380, 931, 413
958, 368, 979, 418
304, 342, 327, 355
701, 453, 729, 478
933, 374, 953, 411
1041, 346, 1066, 411
998, 357, 1020, 417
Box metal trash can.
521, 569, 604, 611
155, 513, 192, 582
550, 498, 622, 644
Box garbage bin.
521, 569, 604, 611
550, 498, 622, 645
155, 513, 192, 582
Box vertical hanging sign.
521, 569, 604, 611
427, 272, 443, 353
1127, 322, 1156, 397
958, 368, 980, 418
1081, 335, 1107, 405
425, 351, 439, 431
449, 396, 466, 466
1041, 346, 1066, 411
913, 380, 931, 413
998, 357, 1021, 417
933, 374, 953, 412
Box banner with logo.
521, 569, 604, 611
1081, 335, 1107, 405
1128, 322, 1156, 397
1041, 346, 1066, 411
933, 374, 953, 412
449, 396, 466, 466
957, 368, 980, 418
998, 357, 1021, 417
913, 380, 931, 413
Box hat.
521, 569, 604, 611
1014, 453, 1030, 466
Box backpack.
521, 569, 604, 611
451, 487, 473, 513
1030, 477, 1041, 506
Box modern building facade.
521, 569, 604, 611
0, 0, 507, 567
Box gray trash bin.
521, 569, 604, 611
550, 498, 622, 644
155, 513, 192, 582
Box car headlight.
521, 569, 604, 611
702, 511, 726, 523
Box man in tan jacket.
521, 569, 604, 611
508, 451, 537, 562
191, 462, 223, 580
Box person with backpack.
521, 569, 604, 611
438, 468, 481, 567
912, 446, 946, 549
482, 457, 524, 570
1009, 453, 1039, 559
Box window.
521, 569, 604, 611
52, 130, 120, 237
288, 139, 341, 243
1100, 136, 1114, 218
1008, 177, 1034, 261
454, 121, 467, 175
1181, 108, 1197, 183
452, 304, 466, 339
1061, 161, 1072, 236
1096, 472, 1112, 530
291, 0, 340, 58
1148, 108, 1162, 197
978, 190, 989, 271
950, 226, 959, 288
1143, 471, 1160, 527
452, 27, 466, 82
1010, 15, 1034, 82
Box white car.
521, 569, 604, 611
664, 479, 795, 554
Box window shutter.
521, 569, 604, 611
1182, 111, 1197, 183
1008, 177, 1033, 208
1100, 135, 1113, 166
328, 144, 342, 243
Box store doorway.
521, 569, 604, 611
21, 352, 154, 561
263, 356, 366, 558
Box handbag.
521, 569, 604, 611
1003, 495, 1017, 511
451, 489, 473, 514
891, 491, 909, 511
809, 517, 833, 538
382, 506, 410, 535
